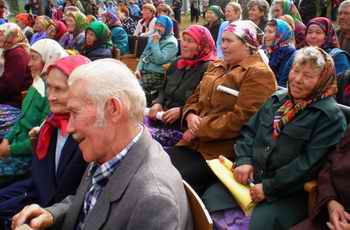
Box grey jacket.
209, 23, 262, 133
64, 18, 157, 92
47, 130, 193, 230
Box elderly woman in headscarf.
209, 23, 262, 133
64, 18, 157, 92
0, 23, 32, 139
233, 47, 346, 230
15, 13, 34, 42
135, 15, 178, 106
204, 5, 225, 44
81, 21, 112, 61
168, 20, 277, 195
305, 17, 350, 76
101, 12, 129, 55
59, 10, 87, 52
271, 0, 306, 48
0, 39, 67, 186
30, 15, 51, 45
263, 18, 296, 87
146, 25, 216, 150
47, 19, 67, 42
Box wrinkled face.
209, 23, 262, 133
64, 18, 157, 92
221, 31, 248, 64
225, 5, 239, 22
305, 24, 326, 48
248, 5, 265, 22
65, 16, 76, 33
33, 19, 45, 32
264, 25, 276, 47
206, 10, 218, 24
181, 34, 200, 59
47, 24, 57, 39
154, 23, 165, 35
338, 5, 350, 31
271, 3, 283, 18
85, 29, 97, 46
47, 68, 69, 114
67, 80, 111, 163
28, 50, 44, 78
142, 8, 153, 21
288, 62, 321, 100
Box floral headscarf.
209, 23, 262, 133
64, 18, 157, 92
306, 17, 339, 50
272, 47, 337, 139
272, 0, 302, 23
101, 12, 121, 28
176, 25, 216, 69
264, 18, 294, 53
0, 22, 28, 50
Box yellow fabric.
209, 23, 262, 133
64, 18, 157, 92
206, 156, 255, 216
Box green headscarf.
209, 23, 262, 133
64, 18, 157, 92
66, 10, 88, 34
273, 0, 302, 22
85, 20, 112, 48
207, 5, 225, 21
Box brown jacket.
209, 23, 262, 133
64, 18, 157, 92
178, 53, 277, 160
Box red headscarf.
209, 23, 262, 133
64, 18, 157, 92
176, 25, 216, 69
36, 55, 91, 160
15, 13, 34, 27
53, 20, 67, 40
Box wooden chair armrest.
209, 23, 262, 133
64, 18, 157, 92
162, 63, 171, 71
304, 180, 318, 193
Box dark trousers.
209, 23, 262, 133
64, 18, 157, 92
190, 5, 200, 23
168, 146, 217, 196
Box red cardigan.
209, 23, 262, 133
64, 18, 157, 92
0, 46, 32, 108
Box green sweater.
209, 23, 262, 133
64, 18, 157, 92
5, 82, 49, 156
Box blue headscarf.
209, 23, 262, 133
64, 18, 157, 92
155, 15, 173, 36
264, 18, 293, 53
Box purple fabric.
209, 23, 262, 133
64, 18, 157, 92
211, 208, 251, 230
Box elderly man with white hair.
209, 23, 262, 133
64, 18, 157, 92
337, 0, 350, 54
11, 59, 193, 230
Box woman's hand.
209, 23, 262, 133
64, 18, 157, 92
186, 113, 201, 135
163, 107, 181, 124
0, 139, 10, 159
327, 200, 348, 230
233, 164, 254, 185
152, 31, 161, 44
149, 103, 162, 120
250, 183, 265, 203
182, 129, 195, 142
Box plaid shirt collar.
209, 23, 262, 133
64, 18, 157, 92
88, 125, 144, 186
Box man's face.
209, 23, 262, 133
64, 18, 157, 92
47, 68, 70, 114
66, 80, 111, 164
338, 5, 350, 31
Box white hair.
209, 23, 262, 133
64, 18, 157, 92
68, 59, 146, 126
339, 0, 350, 12
293, 47, 328, 71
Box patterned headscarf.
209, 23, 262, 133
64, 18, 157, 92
0, 22, 28, 50
272, 47, 337, 139
207, 5, 225, 21
176, 25, 216, 69
66, 10, 87, 34
306, 17, 340, 50
272, 0, 302, 23
30, 38, 68, 75
101, 11, 121, 27
264, 18, 294, 53
15, 13, 34, 27
225, 20, 263, 50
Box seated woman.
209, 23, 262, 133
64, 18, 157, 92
263, 18, 295, 87
15, 13, 34, 42
0, 39, 67, 186
157, 3, 180, 39
133, 3, 157, 37
271, 0, 306, 48
81, 21, 112, 61
293, 125, 350, 230
135, 15, 178, 106
30, 15, 50, 45
101, 12, 129, 55
247, 0, 270, 31
305, 17, 350, 76
233, 47, 347, 230
0, 23, 32, 139
204, 5, 224, 44
118, 5, 137, 35
168, 20, 277, 195
47, 19, 67, 42
59, 10, 87, 52
146, 25, 216, 150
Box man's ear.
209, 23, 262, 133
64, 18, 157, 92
107, 97, 124, 122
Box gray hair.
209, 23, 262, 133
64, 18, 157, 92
247, 0, 270, 17
339, 0, 350, 12
293, 47, 327, 71
68, 59, 146, 125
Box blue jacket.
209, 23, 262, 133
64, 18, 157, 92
326, 48, 350, 76
111, 26, 129, 55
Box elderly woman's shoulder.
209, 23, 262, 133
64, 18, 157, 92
310, 96, 345, 121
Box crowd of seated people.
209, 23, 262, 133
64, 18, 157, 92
0, 0, 349, 230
